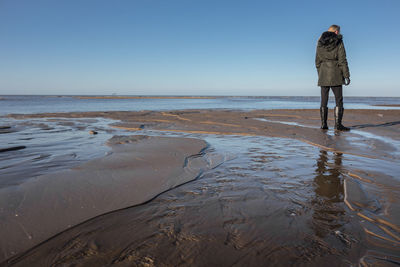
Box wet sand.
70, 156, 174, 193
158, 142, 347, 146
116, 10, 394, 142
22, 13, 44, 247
2, 109, 400, 266
10, 109, 400, 159
0, 134, 208, 262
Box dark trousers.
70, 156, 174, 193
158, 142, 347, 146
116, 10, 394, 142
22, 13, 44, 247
320, 85, 343, 108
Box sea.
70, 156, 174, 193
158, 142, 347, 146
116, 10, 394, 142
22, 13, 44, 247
1, 95, 400, 116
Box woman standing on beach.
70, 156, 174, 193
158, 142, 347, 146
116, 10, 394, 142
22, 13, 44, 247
315, 24, 350, 131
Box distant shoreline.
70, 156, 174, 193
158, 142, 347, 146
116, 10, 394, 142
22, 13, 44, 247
75, 96, 218, 99
372, 104, 400, 107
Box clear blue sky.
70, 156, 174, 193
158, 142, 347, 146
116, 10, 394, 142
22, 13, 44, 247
1, 0, 399, 96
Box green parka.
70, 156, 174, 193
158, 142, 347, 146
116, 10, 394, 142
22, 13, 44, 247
315, 31, 350, 86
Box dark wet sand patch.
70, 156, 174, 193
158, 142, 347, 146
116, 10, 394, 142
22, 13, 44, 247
0, 125, 13, 134
0, 146, 26, 153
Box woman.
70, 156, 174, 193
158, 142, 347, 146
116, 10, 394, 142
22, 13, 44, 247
315, 25, 350, 131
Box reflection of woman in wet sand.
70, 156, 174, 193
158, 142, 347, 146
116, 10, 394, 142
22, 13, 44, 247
312, 150, 345, 238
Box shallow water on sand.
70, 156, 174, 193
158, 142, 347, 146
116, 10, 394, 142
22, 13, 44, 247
4, 120, 399, 266
0, 118, 117, 188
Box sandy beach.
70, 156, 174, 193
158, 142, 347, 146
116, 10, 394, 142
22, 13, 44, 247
1, 108, 400, 266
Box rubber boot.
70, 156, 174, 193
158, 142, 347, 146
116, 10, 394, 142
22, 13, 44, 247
320, 107, 328, 130
334, 106, 350, 131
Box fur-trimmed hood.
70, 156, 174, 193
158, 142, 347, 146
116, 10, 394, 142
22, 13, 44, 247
318, 31, 343, 51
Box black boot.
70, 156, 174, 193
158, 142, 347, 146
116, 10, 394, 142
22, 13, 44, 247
334, 106, 350, 131
320, 107, 328, 130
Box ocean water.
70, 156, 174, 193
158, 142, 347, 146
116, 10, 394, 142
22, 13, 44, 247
1, 95, 400, 116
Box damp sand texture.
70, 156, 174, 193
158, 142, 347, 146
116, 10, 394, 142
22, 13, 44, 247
0, 135, 209, 262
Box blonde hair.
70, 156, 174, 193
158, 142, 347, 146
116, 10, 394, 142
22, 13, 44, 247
328, 25, 341, 33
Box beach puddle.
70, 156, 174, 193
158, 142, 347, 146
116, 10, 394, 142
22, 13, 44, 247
255, 117, 400, 161
2, 122, 398, 266
254, 117, 318, 128
0, 117, 118, 188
